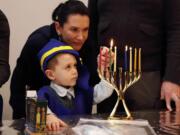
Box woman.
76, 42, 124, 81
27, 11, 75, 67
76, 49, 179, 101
10, 0, 96, 121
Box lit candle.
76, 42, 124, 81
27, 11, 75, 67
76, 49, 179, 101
129, 47, 132, 73
114, 46, 117, 72
110, 39, 114, 49
109, 39, 114, 72
138, 48, 141, 73
134, 48, 137, 73
124, 45, 128, 71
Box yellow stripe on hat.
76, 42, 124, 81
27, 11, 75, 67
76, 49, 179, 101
40, 46, 73, 69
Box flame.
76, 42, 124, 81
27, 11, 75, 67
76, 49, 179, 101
110, 39, 114, 48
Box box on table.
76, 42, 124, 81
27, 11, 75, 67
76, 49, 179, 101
26, 97, 48, 133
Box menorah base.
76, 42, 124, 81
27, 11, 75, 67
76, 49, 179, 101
108, 115, 133, 120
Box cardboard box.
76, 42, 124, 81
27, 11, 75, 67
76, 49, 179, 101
26, 98, 47, 133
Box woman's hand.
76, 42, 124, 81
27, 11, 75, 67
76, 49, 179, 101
46, 114, 68, 131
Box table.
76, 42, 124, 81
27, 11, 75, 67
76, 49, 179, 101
0, 110, 179, 135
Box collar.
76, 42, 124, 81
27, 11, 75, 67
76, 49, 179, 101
50, 82, 75, 99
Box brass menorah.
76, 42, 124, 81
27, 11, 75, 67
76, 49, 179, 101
98, 40, 141, 119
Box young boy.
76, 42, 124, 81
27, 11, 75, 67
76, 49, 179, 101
37, 39, 114, 131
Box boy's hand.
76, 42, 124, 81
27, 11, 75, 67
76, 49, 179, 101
46, 114, 68, 131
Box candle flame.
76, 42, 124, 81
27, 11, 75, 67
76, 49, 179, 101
110, 39, 114, 48
125, 45, 128, 51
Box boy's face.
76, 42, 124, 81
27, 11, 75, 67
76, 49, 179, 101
46, 54, 78, 87
55, 14, 89, 51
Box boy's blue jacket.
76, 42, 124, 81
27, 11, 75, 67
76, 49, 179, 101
37, 65, 94, 117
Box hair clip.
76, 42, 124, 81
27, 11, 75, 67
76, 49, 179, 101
55, 16, 59, 21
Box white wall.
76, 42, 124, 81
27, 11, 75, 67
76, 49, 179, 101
0, 0, 88, 120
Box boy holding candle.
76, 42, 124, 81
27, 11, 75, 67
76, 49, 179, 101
37, 39, 114, 131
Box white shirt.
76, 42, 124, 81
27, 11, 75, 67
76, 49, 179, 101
50, 83, 75, 100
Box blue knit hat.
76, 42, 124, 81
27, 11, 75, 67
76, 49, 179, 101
38, 39, 80, 72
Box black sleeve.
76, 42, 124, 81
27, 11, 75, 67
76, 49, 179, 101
163, 0, 180, 84
10, 33, 48, 119
0, 10, 10, 87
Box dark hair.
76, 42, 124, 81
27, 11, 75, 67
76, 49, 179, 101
52, 0, 89, 26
